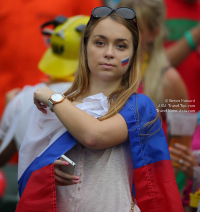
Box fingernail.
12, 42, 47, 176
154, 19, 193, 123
75, 180, 79, 184
65, 162, 69, 165
75, 177, 80, 180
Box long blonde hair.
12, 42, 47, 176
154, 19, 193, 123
64, 12, 141, 120
118, 0, 169, 106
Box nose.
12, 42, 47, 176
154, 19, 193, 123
103, 45, 114, 59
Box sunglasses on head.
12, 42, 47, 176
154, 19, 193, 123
92, 6, 136, 20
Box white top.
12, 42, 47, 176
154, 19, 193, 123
57, 142, 133, 212
0, 82, 72, 153
18, 93, 140, 212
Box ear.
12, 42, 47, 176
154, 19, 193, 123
147, 27, 160, 43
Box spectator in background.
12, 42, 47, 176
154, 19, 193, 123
0, 15, 89, 167
164, 1, 200, 210
0, 15, 89, 212
164, 0, 200, 113
0, 0, 102, 116
118, 0, 188, 136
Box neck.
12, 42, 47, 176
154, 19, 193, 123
83, 76, 121, 98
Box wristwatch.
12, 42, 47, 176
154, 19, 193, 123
48, 93, 65, 112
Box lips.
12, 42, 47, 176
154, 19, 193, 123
101, 63, 115, 69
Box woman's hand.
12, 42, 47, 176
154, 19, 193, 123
54, 160, 80, 186
169, 143, 198, 179
34, 87, 55, 114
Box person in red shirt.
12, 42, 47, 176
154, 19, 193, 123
164, 1, 200, 210
164, 0, 200, 112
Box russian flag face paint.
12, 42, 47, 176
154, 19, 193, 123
121, 57, 130, 67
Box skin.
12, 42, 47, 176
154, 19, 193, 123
5, 88, 21, 106
165, 25, 200, 67
34, 17, 134, 186
169, 143, 198, 180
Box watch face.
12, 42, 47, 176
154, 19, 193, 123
51, 94, 63, 102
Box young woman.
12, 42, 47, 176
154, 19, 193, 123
16, 7, 183, 212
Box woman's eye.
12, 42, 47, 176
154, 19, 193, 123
96, 41, 105, 46
117, 44, 126, 49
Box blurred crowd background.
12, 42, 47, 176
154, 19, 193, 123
0, 0, 199, 211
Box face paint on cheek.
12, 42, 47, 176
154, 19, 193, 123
121, 57, 130, 67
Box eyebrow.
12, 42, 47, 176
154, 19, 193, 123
93, 35, 129, 43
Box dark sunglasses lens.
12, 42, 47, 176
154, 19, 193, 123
117, 8, 136, 19
93, 7, 112, 18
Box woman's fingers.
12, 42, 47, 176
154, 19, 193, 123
169, 147, 193, 164
54, 159, 80, 186
174, 143, 189, 154
170, 155, 191, 168
54, 175, 79, 186
174, 143, 198, 165
170, 155, 193, 179
54, 160, 69, 166
54, 166, 79, 180
169, 145, 197, 179
34, 99, 47, 114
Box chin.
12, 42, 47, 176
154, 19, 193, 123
99, 74, 122, 82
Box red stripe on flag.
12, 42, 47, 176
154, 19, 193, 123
134, 160, 183, 212
15, 164, 57, 212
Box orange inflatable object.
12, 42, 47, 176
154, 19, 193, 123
0, 0, 102, 115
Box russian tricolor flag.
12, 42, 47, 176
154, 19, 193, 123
16, 94, 183, 212
121, 57, 130, 66
119, 94, 184, 212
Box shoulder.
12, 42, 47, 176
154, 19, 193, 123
163, 67, 182, 83
119, 93, 162, 138
162, 67, 188, 100
119, 93, 157, 122
128, 93, 156, 112
128, 93, 155, 106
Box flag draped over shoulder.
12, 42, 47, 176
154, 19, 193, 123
119, 94, 183, 212
16, 93, 183, 212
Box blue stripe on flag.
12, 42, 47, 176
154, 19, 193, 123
119, 93, 171, 169
18, 131, 77, 196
